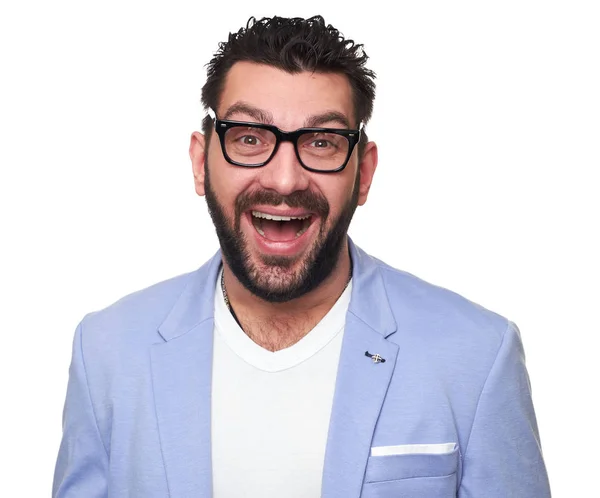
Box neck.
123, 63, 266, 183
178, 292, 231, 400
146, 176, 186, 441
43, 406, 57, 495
221, 240, 352, 351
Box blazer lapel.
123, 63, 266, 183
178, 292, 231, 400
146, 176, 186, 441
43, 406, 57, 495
151, 252, 221, 497
321, 240, 399, 498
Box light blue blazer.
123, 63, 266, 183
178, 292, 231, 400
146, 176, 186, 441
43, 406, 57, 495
53, 240, 551, 497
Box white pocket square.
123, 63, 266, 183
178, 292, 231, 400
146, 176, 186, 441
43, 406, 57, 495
370, 442, 457, 457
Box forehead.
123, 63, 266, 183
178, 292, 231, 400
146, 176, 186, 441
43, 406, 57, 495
218, 61, 355, 128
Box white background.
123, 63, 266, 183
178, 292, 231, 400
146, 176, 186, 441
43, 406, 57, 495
1, 1, 598, 496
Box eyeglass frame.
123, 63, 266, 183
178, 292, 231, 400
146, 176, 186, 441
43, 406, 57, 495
208, 109, 363, 173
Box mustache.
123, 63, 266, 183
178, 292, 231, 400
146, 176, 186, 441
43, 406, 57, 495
235, 189, 330, 221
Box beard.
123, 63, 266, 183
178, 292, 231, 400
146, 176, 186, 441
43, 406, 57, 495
203, 161, 360, 303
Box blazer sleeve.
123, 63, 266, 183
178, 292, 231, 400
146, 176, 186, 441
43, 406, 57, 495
458, 322, 551, 497
53, 319, 108, 498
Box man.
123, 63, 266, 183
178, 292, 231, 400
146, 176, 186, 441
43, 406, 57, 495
53, 15, 551, 498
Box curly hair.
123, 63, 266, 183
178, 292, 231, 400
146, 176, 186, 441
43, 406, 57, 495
200, 15, 376, 154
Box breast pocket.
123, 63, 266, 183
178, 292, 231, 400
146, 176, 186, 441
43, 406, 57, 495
361, 445, 459, 498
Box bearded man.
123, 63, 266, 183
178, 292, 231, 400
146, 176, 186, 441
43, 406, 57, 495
53, 15, 551, 498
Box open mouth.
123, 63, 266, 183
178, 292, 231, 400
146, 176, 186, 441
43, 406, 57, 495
250, 210, 314, 242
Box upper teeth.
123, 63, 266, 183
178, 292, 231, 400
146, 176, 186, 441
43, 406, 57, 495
252, 211, 311, 221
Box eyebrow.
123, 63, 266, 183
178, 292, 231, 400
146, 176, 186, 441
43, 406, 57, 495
222, 102, 274, 124
305, 111, 351, 129
221, 101, 353, 129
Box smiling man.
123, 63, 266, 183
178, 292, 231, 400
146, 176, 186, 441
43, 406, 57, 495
194, 61, 371, 351
53, 16, 551, 498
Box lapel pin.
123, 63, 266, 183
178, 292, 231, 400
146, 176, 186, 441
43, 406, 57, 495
365, 351, 386, 363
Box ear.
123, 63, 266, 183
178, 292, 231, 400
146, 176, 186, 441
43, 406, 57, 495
357, 141, 378, 206
189, 131, 206, 196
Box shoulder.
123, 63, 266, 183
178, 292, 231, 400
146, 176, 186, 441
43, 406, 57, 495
371, 255, 512, 362
78, 269, 198, 351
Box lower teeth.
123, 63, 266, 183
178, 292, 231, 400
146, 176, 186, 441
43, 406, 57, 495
295, 226, 308, 238
256, 226, 307, 238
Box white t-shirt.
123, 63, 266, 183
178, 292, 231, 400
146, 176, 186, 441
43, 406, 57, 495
211, 268, 352, 497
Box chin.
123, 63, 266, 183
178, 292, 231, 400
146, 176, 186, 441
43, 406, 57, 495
244, 244, 320, 301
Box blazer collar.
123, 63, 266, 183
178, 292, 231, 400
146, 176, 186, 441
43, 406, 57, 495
157, 250, 222, 342
347, 238, 397, 338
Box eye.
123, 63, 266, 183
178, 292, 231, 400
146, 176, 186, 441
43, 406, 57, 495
238, 134, 263, 146
303, 133, 344, 151
227, 127, 273, 147
310, 139, 333, 149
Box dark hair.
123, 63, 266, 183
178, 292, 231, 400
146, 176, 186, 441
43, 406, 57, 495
200, 15, 376, 155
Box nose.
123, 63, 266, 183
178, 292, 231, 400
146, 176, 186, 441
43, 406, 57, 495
257, 142, 311, 196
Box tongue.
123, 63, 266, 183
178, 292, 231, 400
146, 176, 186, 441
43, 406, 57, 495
260, 219, 304, 241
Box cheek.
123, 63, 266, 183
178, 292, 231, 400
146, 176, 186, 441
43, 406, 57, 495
208, 146, 248, 192
209, 163, 261, 214
321, 174, 356, 209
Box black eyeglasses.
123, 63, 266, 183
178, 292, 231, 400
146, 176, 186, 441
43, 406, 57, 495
210, 113, 362, 173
